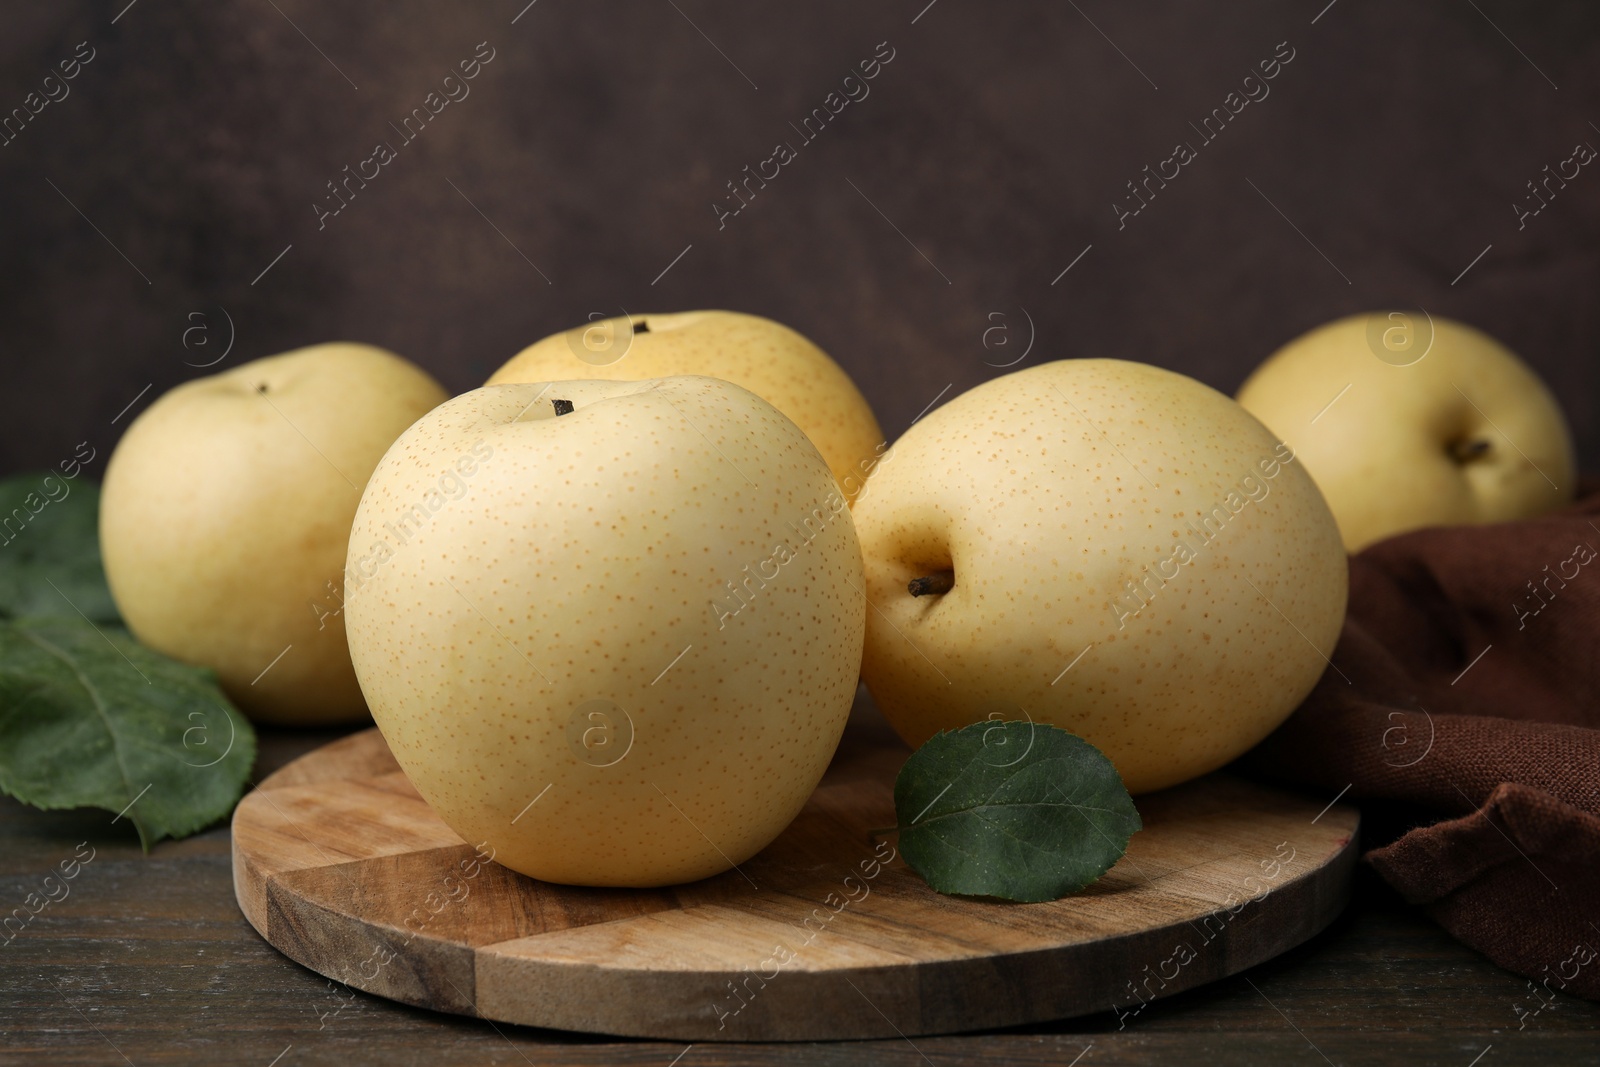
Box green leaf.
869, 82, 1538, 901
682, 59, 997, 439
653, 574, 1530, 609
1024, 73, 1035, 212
0, 472, 119, 623
0, 615, 256, 848
894, 720, 1141, 902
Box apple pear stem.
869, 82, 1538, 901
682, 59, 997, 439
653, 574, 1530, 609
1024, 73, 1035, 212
908, 570, 955, 597
1449, 437, 1492, 463
553, 398, 574, 416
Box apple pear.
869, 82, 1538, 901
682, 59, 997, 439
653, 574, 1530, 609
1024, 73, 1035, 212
1236, 313, 1576, 551
99, 343, 447, 725
486, 311, 885, 501
343, 376, 865, 887
853, 359, 1347, 794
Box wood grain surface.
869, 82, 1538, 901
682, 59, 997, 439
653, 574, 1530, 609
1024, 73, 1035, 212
7, 708, 1600, 1065
232, 712, 1359, 1041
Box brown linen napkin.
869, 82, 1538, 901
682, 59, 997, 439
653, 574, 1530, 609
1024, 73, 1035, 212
1241, 488, 1600, 1002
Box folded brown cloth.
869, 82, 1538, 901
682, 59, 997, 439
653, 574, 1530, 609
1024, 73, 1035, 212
1242, 488, 1600, 1003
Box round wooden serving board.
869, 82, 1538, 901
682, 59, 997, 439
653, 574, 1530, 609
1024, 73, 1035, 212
233, 714, 1359, 1042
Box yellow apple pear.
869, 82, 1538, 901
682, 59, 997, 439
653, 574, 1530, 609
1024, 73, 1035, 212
853, 359, 1347, 794
486, 311, 885, 501
1237, 313, 1576, 551
344, 376, 865, 887
99, 343, 447, 725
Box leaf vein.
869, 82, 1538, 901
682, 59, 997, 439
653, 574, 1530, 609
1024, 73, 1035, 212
15, 626, 139, 818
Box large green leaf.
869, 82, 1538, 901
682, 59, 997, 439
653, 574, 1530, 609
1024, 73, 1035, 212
0, 615, 255, 847
0, 472, 119, 622
894, 720, 1141, 902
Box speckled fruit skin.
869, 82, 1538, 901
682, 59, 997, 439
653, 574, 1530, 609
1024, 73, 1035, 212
344, 376, 866, 887
486, 311, 885, 502
1237, 314, 1576, 552
853, 360, 1348, 795
99, 343, 447, 726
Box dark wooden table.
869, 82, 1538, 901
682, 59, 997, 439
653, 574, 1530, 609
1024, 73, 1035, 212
5, 719, 1598, 1067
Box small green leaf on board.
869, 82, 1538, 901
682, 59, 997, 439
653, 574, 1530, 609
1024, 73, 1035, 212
894, 720, 1141, 902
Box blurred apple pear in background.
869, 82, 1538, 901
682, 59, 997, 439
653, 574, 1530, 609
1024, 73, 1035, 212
99, 343, 447, 725
1237, 314, 1576, 552
489, 311, 884, 501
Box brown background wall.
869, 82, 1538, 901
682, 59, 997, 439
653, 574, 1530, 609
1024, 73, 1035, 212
2, 1, 1596, 474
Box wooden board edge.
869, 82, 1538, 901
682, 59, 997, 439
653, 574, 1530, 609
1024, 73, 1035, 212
232, 821, 268, 941
261, 871, 479, 1016
467, 819, 1360, 1041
